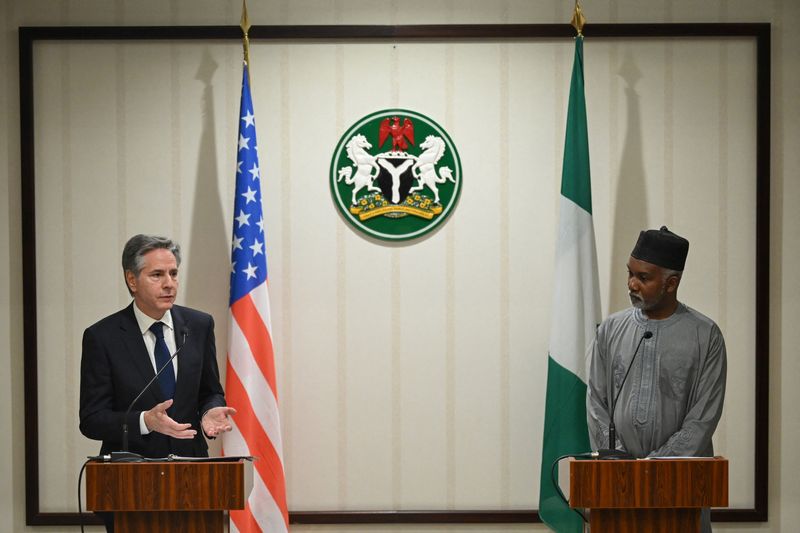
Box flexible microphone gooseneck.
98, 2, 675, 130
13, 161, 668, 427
595, 330, 652, 459
114, 326, 189, 462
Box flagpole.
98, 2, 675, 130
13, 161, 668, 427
240, 0, 251, 80
571, 0, 586, 37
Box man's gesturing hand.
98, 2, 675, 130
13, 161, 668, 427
143, 399, 197, 439
201, 406, 237, 437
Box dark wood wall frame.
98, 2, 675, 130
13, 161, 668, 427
19, 23, 771, 527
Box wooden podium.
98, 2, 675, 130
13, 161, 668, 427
569, 457, 728, 533
86, 460, 247, 533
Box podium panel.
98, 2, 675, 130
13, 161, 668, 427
591, 508, 699, 533
86, 460, 246, 533
570, 457, 728, 533
116, 510, 224, 532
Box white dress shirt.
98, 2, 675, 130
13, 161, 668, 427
131, 303, 179, 435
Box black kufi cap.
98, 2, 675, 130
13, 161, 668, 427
631, 226, 689, 271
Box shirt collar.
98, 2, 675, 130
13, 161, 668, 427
632, 302, 686, 328
132, 302, 174, 336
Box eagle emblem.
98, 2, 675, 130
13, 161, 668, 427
379, 116, 415, 152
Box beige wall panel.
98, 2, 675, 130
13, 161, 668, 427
396, 235, 450, 508
591, 41, 670, 313
121, 45, 178, 230
334, 45, 399, 510
34, 42, 129, 510
250, 43, 289, 317
25, 34, 762, 517
282, 44, 343, 508
671, 42, 758, 509
340, 238, 395, 509
391, 42, 451, 508
447, 42, 506, 507
506, 43, 559, 508
582, 38, 617, 298
174, 42, 242, 340
708, 40, 759, 509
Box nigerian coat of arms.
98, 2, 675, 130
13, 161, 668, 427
330, 109, 462, 241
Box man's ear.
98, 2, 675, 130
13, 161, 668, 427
125, 271, 137, 294
665, 274, 680, 294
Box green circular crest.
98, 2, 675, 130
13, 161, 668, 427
330, 109, 462, 241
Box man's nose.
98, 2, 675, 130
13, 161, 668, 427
628, 277, 638, 292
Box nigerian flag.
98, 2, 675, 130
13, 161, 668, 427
538, 35, 601, 532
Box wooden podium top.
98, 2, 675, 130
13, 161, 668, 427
569, 456, 728, 509
86, 460, 247, 512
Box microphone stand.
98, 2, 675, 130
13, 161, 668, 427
112, 328, 188, 462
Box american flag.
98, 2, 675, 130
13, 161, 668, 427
223, 62, 289, 533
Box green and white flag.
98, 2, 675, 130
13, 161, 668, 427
539, 35, 601, 533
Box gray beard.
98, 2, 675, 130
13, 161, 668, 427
629, 293, 645, 309
629, 289, 666, 311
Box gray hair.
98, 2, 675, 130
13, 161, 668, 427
662, 268, 683, 283
122, 234, 181, 294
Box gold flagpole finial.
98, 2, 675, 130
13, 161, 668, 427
571, 0, 586, 37
240, 0, 251, 67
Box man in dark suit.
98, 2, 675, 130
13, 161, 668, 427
79, 234, 236, 530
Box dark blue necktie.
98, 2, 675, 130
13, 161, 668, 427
149, 322, 176, 399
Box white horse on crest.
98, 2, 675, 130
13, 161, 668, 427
338, 134, 381, 205
410, 135, 455, 204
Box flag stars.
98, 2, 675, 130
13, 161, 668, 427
232, 82, 267, 290
249, 238, 264, 257
249, 163, 260, 181
235, 210, 251, 228
243, 262, 258, 280
241, 110, 256, 128
242, 186, 258, 204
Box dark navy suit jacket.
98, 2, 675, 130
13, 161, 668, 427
79, 303, 226, 457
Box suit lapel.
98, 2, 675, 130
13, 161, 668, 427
171, 306, 193, 406
172, 306, 187, 351
119, 303, 166, 404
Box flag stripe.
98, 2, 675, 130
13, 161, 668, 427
226, 364, 289, 526
231, 291, 278, 397
246, 464, 290, 533
549, 197, 600, 374
541, 357, 591, 445
560, 37, 592, 213
225, 420, 288, 533
228, 309, 284, 459
230, 502, 260, 533
250, 281, 274, 333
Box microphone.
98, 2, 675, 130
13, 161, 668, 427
113, 326, 189, 462
595, 330, 652, 459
